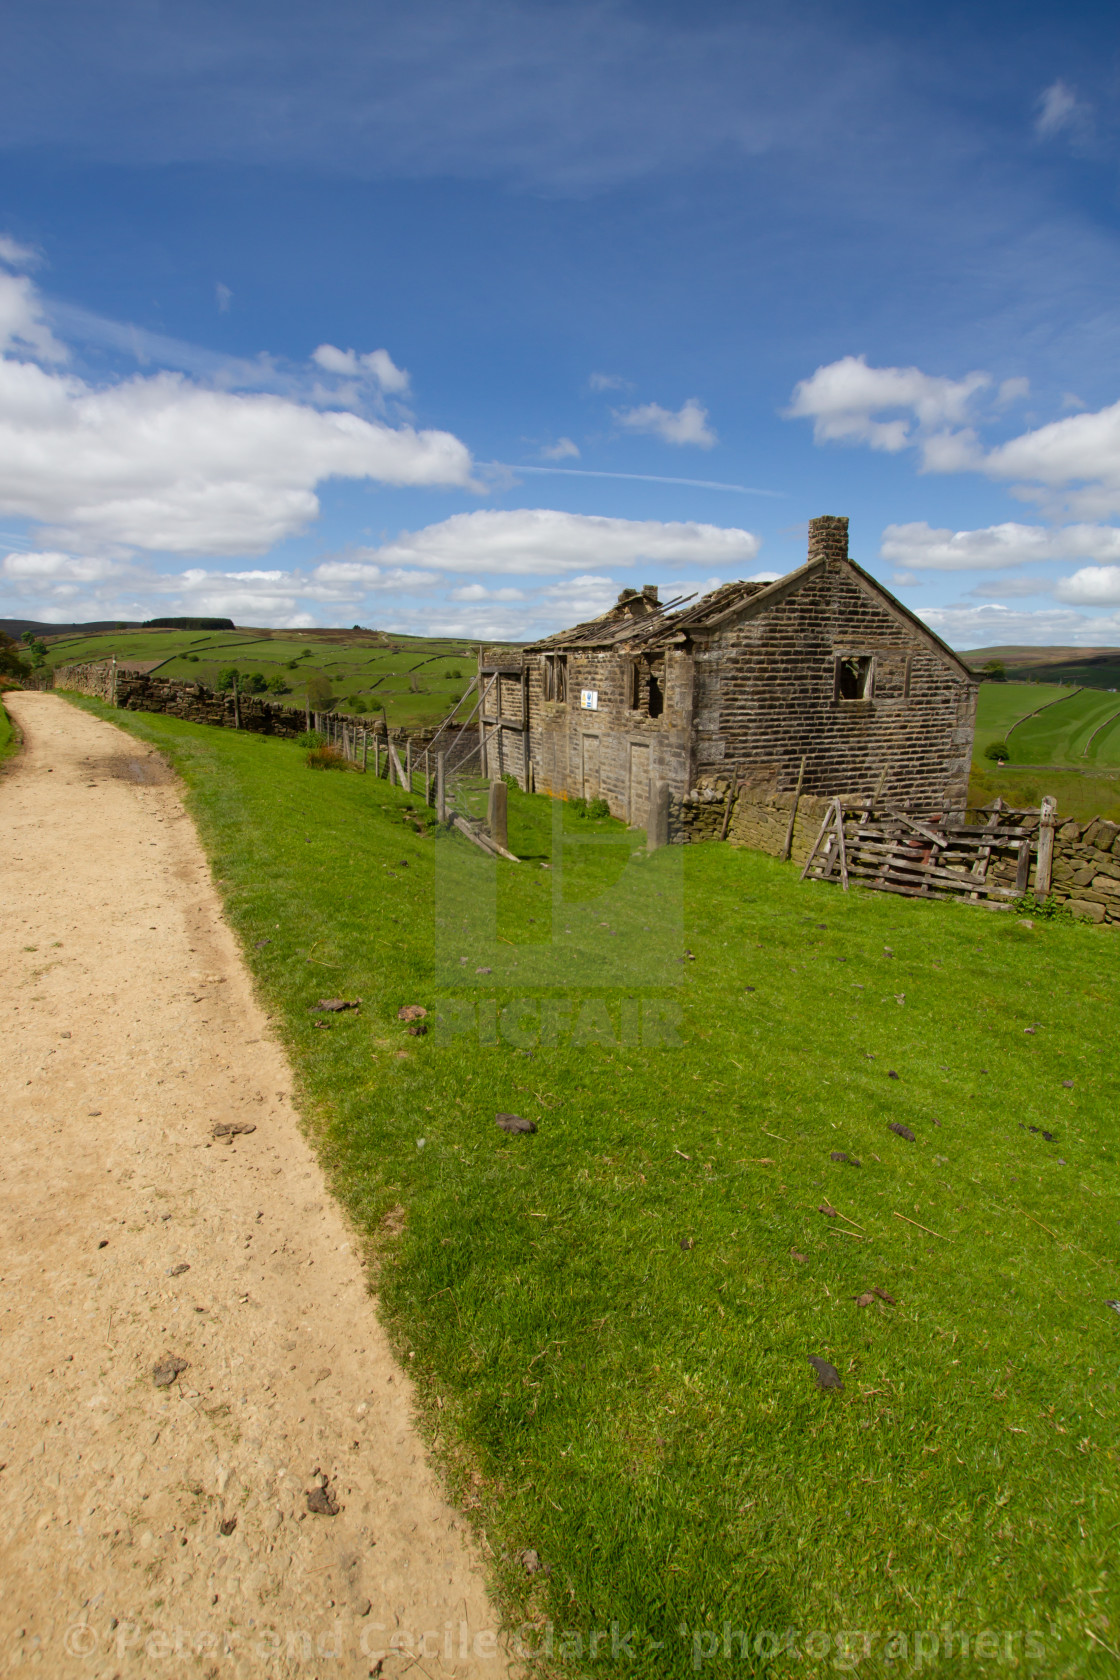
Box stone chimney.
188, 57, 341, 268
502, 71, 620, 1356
641, 584, 659, 603
807, 515, 849, 566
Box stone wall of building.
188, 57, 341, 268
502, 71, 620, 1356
690, 561, 976, 811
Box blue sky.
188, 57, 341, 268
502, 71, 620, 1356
2, 0, 1120, 646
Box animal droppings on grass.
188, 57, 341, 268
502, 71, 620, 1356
1062, 1079, 1075, 1088
855, 1292, 876, 1308
744, 985, 756, 993
818, 1203, 839, 1218
679, 1238, 694, 1251
830, 1151, 861, 1166
519, 1548, 550, 1576
872, 1287, 896, 1305
495, 1112, 536, 1135
255, 938, 271, 947
888, 1070, 900, 1080
476, 966, 492, 975
790, 1250, 808, 1264
309, 998, 361, 1012
889, 1123, 916, 1142
398, 1005, 427, 1021
808, 1355, 842, 1390
1106, 1301, 1120, 1315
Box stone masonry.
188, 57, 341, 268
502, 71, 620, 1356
513, 517, 977, 829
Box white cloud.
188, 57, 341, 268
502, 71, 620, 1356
614, 397, 716, 448
1, 511, 765, 641
917, 602, 1120, 649
589, 372, 629, 392
1035, 80, 1090, 141
0, 270, 68, 363
449, 583, 527, 602
540, 437, 580, 461
346, 508, 759, 576
967, 576, 1050, 600
1053, 567, 1120, 607
881, 520, 1120, 571
0, 357, 472, 556
792, 355, 1120, 522
312, 343, 410, 394
980, 402, 1120, 518
995, 377, 1030, 408
215, 282, 232, 313
0, 235, 40, 270
786, 355, 988, 459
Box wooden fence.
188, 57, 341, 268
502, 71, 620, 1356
801, 796, 1056, 905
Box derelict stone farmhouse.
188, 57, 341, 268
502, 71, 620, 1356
480, 517, 976, 831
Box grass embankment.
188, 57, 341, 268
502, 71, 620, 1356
0, 695, 18, 767
62, 695, 1120, 1675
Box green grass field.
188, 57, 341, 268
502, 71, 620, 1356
58, 694, 1120, 1676
971, 685, 1120, 822
38, 625, 492, 730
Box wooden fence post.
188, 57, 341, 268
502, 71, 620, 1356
488, 778, 508, 850
305, 698, 311, 733
362, 729, 368, 773
436, 752, 447, 822
233, 682, 241, 730
1036, 795, 1057, 896
780, 755, 807, 861
406, 739, 412, 794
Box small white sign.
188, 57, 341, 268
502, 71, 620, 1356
580, 689, 599, 710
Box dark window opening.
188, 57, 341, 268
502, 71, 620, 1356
628, 660, 642, 710
837, 655, 873, 700
648, 670, 664, 717
543, 654, 567, 703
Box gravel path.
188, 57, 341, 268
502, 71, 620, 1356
0, 693, 505, 1679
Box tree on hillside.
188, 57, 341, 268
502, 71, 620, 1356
0, 632, 29, 680
216, 667, 240, 691
305, 674, 332, 708
983, 660, 1007, 681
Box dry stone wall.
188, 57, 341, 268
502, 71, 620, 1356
53, 659, 454, 761
1048, 817, 1120, 923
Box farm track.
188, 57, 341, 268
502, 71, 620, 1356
0, 694, 504, 1680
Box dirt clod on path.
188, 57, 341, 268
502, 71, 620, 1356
1, 693, 506, 1678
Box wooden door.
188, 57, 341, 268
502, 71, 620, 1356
629, 742, 651, 827
581, 734, 601, 800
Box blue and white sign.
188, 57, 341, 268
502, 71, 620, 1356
580, 690, 599, 710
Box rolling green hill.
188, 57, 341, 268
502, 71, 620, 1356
38, 625, 509, 730
971, 681, 1120, 822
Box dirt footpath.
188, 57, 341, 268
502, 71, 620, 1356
0, 693, 506, 1679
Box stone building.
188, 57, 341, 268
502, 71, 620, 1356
479, 516, 976, 829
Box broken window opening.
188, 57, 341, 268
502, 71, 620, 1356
543, 654, 568, 703
648, 668, 664, 718
837, 655, 873, 700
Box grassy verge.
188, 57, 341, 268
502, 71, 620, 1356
0, 693, 19, 767
61, 695, 1120, 1676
